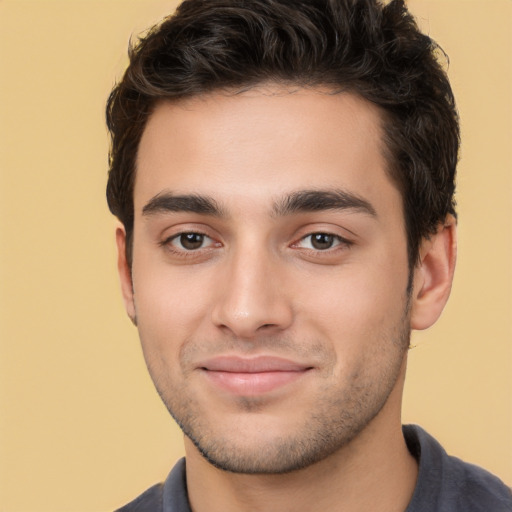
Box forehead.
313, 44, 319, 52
134, 87, 396, 215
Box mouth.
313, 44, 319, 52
197, 355, 313, 396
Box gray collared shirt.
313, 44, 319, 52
115, 425, 512, 512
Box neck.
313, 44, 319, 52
185, 368, 418, 512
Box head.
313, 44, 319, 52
106, 0, 459, 272
106, 0, 458, 474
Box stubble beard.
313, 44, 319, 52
145, 308, 411, 475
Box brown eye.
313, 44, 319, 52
310, 233, 336, 250
178, 233, 205, 250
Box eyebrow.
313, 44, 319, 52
141, 188, 376, 219
273, 189, 377, 217
142, 192, 225, 217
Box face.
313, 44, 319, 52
121, 87, 414, 474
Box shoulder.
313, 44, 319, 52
115, 483, 164, 512
444, 454, 512, 511
114, 458, 190, 512
404, 425, 512, 512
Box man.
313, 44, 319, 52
106, 0, 512, 510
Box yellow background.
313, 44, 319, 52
0, 1, 510, 510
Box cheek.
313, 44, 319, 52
298, 258, 409, 347
131, 261, 214, 354
298, 270, 409, 395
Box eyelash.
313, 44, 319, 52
293, 232, 352, 252
160, 231, 352, 258
160, 231, 216, 254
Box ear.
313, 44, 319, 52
410, 215, 457, 330
115, 225, 137, 325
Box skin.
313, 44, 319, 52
117, 86, 456, 512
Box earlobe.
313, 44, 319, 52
410, 215, 457, 330
115, 225, 137, 326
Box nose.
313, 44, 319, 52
211, 246, 294, 339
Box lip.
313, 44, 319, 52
198, 356, 313, 396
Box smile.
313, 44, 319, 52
198, 356, 313, 396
